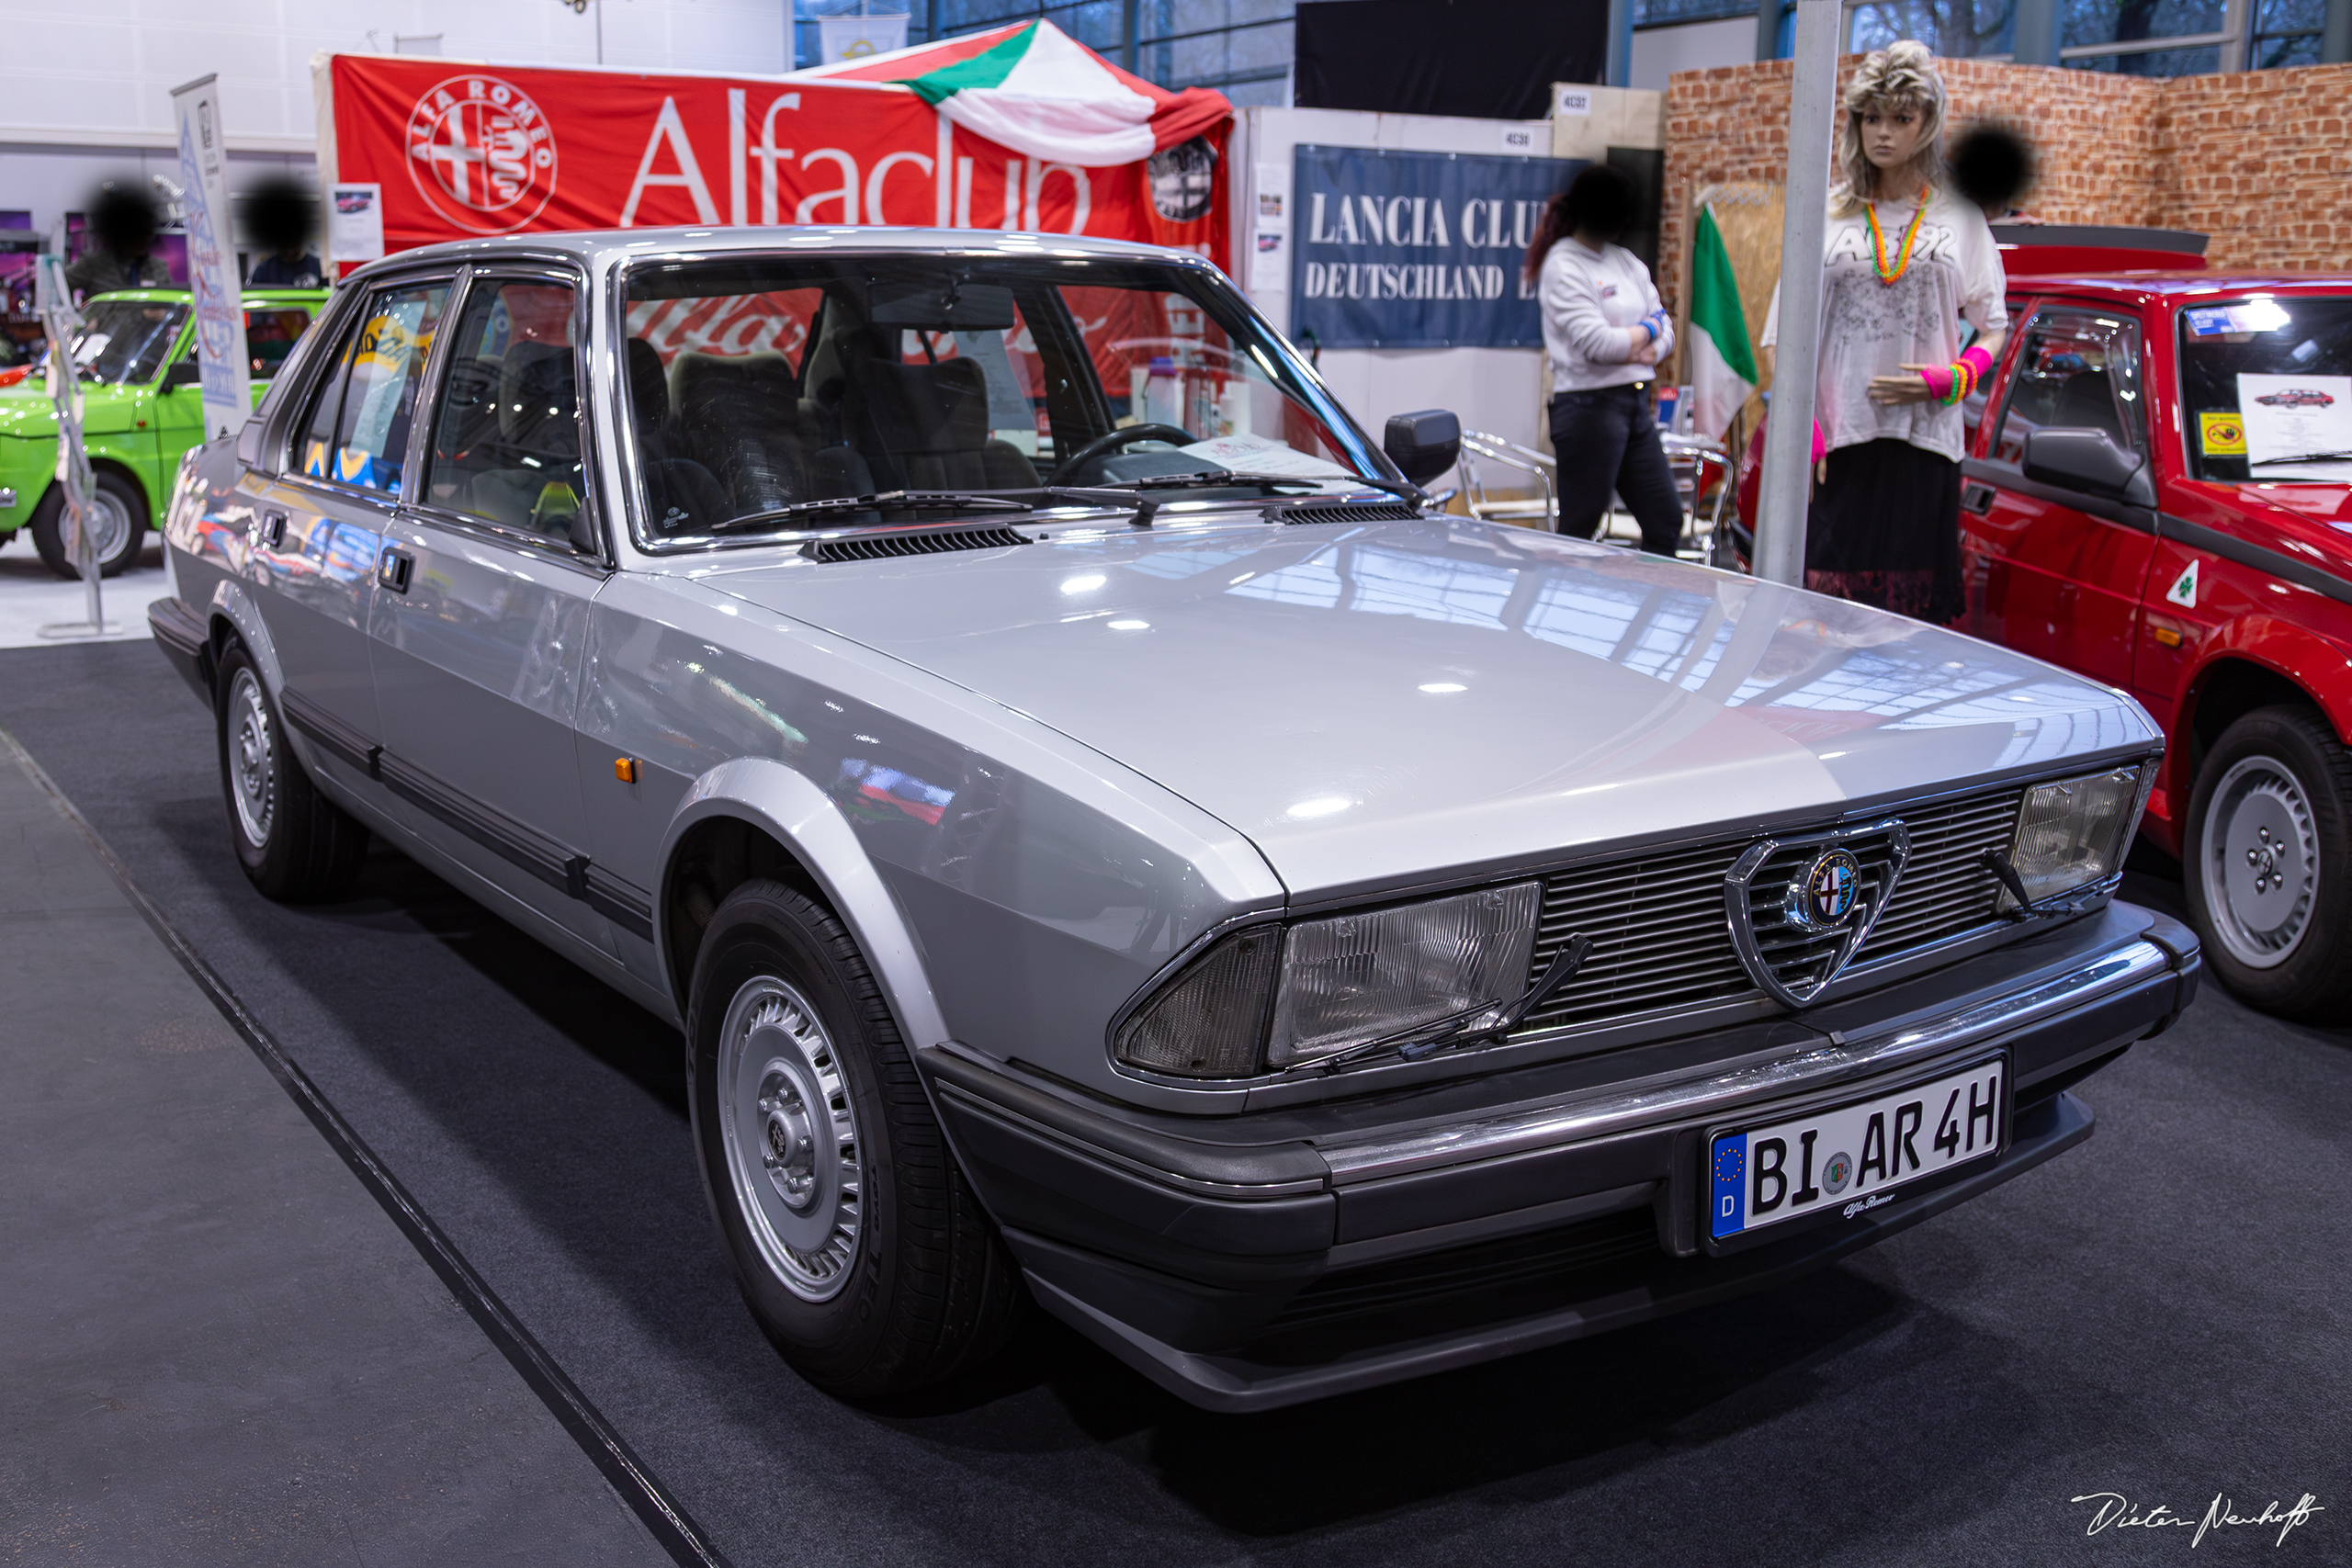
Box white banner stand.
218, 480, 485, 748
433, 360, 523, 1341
33, 249, 116, 641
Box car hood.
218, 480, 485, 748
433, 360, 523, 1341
0, 380, 139, 438
699, 517, 2158, 897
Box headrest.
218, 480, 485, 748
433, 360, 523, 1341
626, 338, 667, 428
856, 356, 989, 453
498, 341, 576, 446
669, 350, 797, 423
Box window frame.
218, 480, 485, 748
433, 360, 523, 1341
406, 263, 606, 565
1991, 303, 2150, 470
276, 270, 459, 507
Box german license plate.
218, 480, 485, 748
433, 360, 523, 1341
1707, 1055, 2007, 1243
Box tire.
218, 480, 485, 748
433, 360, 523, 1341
2182, 705, 2352, 1021
686, 879, 1022, 1399
28, 470, 144, 580
214, 640, 369, 902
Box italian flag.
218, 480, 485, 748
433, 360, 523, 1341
1687, 204, 1758, 443
789, 20, 1229, 168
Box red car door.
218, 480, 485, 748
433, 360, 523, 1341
1959, 305, 2158, 687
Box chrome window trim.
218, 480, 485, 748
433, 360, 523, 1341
409, 263, 607, 567
1315, 938, 2175, 1185
602, 245, 1397, 558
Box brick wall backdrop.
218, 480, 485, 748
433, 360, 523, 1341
1656, 57, 2352, 336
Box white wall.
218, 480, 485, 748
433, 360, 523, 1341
1629, 17, 1756, 93
1231, 106, 1559, 459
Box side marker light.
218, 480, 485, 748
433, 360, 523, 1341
615, 757, 639, 783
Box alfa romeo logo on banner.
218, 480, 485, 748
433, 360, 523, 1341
406, 74, 560, 233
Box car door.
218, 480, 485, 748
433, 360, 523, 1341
368, 267, 612, 950
1959, 304, 2157, 688
246, 276, 451, 776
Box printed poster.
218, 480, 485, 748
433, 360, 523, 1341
2237, 374, 2352, 479
170, 73, 252, 441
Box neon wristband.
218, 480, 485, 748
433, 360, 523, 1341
1917, 363, 1957, 400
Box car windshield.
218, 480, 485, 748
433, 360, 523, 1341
2177, 294, 2352, 482
621, 253, 1385, 542
72, 299, 189, 385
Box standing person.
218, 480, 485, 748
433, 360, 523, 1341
1759, 40, 2007, 622
243, 176, 324, 288
1530, 164, 1683, 554
64, 185, 171, 302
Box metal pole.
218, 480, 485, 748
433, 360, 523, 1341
1122, 0, 1139, 71
1754, 0, 1783, 61
2326, 0, 2352, 62
2011, 0, 2062, 65
1750, 0, 1840, 589
1607, 0, 1634, 85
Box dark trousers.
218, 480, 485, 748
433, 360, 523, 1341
1547, 384, 1684, 555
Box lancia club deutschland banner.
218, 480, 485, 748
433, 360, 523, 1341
318, 22, 1231, 270
1290, 145, 1578, 350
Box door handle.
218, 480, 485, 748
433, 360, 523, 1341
1961, 482, 1996, 515
254, 510, 287, 548
379, 547, 414, 594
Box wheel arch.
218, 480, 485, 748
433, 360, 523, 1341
658, 758, 948, 1054
202, 579, 286, 702
87, 456, 151, 525
2184, 650, 2346, 764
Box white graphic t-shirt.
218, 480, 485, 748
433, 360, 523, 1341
1762, 186, 2008, 463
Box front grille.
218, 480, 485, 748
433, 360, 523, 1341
1261, 1209, 1659, 1336
800, 525, 1031, 562
1738, 823, 1907, 999
1513, 786, 2027, 1035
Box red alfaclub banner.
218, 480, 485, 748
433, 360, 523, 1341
323, 53, 1230, 272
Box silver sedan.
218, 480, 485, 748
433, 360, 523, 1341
151, 228, 2199, 1412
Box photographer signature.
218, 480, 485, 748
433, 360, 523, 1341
2070, 1491, 2324, 1547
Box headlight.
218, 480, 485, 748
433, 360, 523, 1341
1114, 882, 1542, 1078
2002, 763, 2152, 908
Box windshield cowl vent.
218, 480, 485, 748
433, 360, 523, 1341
1271, 501, 1423, 526
800, 526, 1033, 563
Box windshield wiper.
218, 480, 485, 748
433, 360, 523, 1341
2248, 451, 2352, 468
711, 485, 1157, 535
1099, 468, 1430, 505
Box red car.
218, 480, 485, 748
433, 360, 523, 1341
1956, 273, 2352, 1020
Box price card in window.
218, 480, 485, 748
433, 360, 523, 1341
2237, 374, 2352, 478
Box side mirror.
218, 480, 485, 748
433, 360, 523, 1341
1384, 408, 1461, 486
2022, 426, 2146, 502
160, 358, 202, 391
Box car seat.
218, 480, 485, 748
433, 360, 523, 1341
2052, 368, 2125, 444
628, 337, 729, 534
843, 353, 1040, 492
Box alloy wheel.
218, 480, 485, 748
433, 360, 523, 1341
2199, 752, 2319, 970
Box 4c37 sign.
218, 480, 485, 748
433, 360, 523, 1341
1290, 144, 1579, 350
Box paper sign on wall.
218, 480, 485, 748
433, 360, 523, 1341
2237, 373, 2352, 478
328, 184, 385, 263
1555, 86, 1592, 116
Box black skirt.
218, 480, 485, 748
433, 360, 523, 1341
1804, 438, 1964, 624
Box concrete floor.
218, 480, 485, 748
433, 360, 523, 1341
0, 535, 171, 650
0, 730, 671, 1565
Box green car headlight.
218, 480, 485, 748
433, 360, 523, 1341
2002, 764, 2153, 909
1113, 882, 1544, 1078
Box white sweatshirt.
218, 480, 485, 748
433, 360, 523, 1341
1539, 238, 1674, 394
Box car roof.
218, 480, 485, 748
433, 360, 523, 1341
347, 224, 1218, 280
2013, 273, 2352, 308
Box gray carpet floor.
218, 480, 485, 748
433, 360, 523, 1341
4, 637, 2346, 1566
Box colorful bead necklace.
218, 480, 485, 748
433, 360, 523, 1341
1866, 187, 1931, 286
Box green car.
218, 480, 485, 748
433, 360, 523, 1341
0, 287, 329, 578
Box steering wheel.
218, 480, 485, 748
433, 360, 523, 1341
1046, 423, 1195, 484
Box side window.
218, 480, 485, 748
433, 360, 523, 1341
424, 278, 583, 539
1995, 308, 2146, 465
245, 308, 315, 380
293, 282, 448, 496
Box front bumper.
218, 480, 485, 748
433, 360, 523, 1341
919, 901, 2200, 1411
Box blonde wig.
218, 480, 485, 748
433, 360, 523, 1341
1832, 41, 1947, 215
